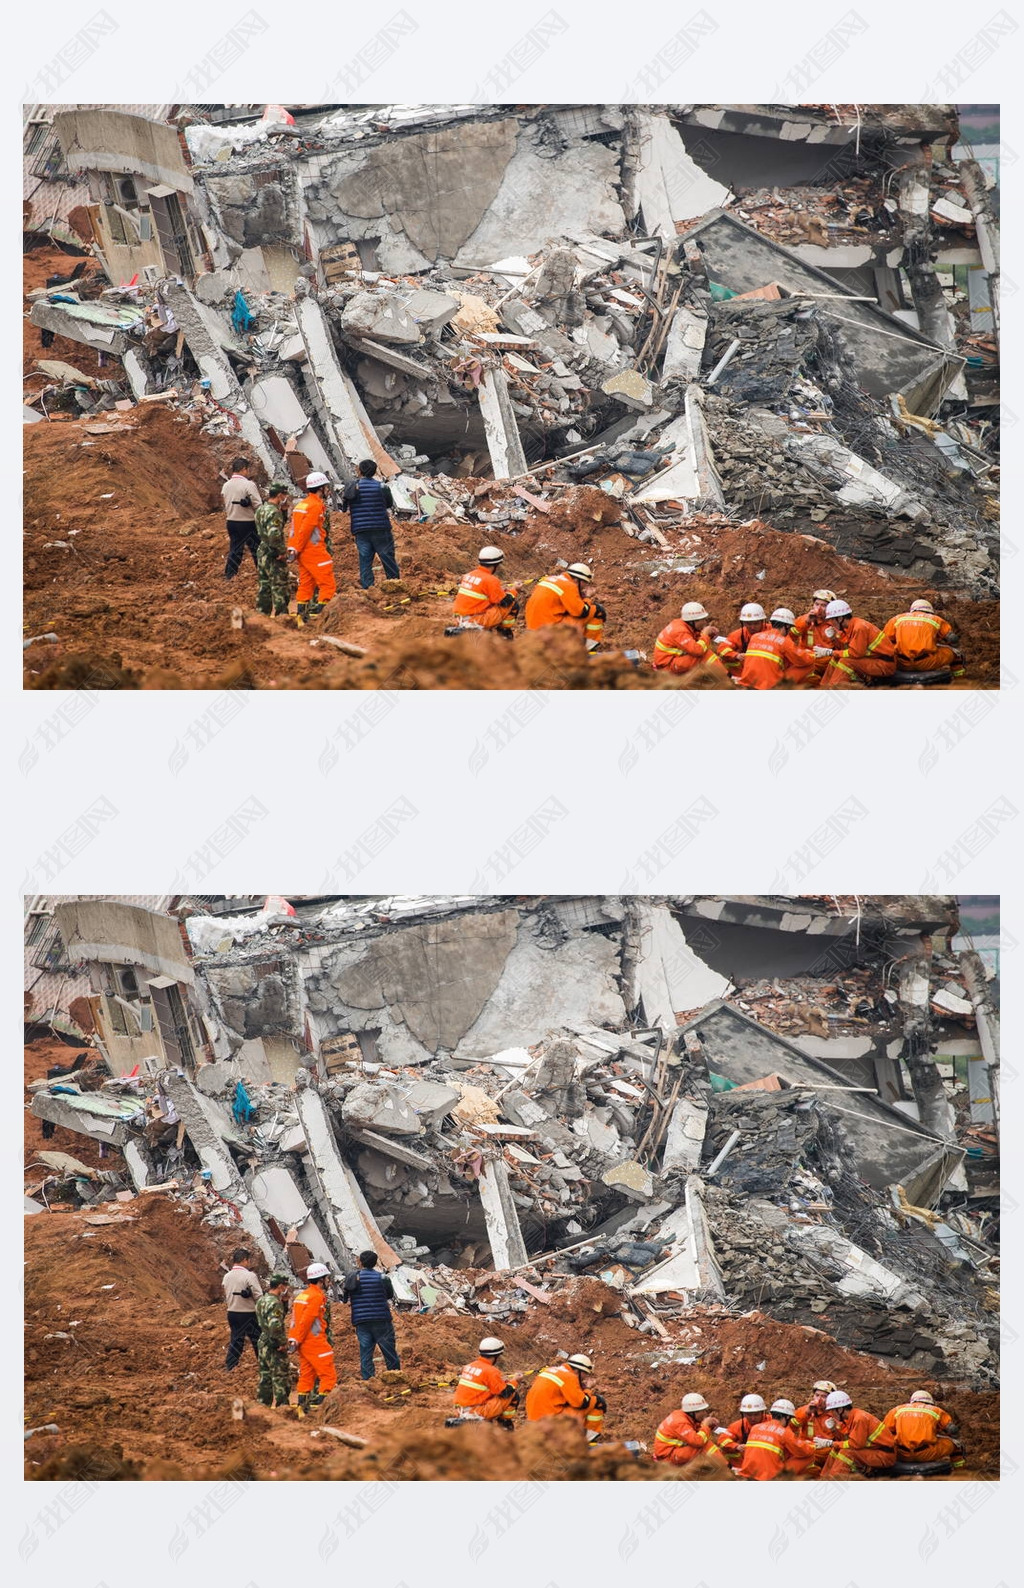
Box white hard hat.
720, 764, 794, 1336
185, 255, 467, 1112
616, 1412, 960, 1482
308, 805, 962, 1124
812, 1380, 837, 1395
825, 1390, 852, 1411
681, 1392, 710, 1413
825, 599, 852, 620
306, 1262, 331, 1279
306, 471, 331, 489
681, 601, 710, 622
771, 1398, 796, 1417
567, 563, 593, 582
771, 608, 796, 626
479, 546, 504, 565
479, 1336, 505, 1356
740, 603, 766, 623
910, 1389, 935, 1404
813, 589, 836, 603
567, 1352, 594, 1372
910, 599, 935, 614
740, 1393, 767, 1414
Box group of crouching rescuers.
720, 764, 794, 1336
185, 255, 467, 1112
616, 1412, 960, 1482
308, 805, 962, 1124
223, 1251, 965, 1475
222, 459, 964, 684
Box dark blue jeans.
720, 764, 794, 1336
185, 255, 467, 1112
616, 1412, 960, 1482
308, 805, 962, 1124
353, 528, 399, 587
354, 1316, 400, 1379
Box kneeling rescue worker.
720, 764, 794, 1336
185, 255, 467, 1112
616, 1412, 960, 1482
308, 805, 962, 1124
651, 602, 734, 679
881, 1389, 965, 1469
288, 1261, 337, 1414
525, 1351, 605, 1439
723, 1392, 768, 1465
653, 1391, 737, 1470
818, 1389, 896, 1478
736, 1398, 817, 1479
735, 608, 815, 689
451, 547, 518, 635
452, 1336, 520, 1427
818, 600, 896, 688
725, 602, 768, 666
524, 564, 605, 650
882, 600, 965, 680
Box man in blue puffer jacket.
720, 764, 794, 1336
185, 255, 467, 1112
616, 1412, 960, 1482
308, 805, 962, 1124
341, 459, 401, 589
342, 1249, 402, 1379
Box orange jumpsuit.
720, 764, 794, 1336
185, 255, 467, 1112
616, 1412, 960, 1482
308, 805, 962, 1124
792, 613, 842, 678
652, 1409, 735, 1469
524, 1362, 594, 1430
651, 619, 734, 678
735, 628, 816, 689
453, 1356, 518, 1422
723, 1413, 761, 1466
819, 617, 896, 688
288, 1281, 337, 1394
881, 1401, 963, 1467
288, 492, 337, 604
882, 612, 963, 678
453, 566, 517, 632
735, 1416, 817, 1480
792, 1402, 842, 1471
524, 575, 603, 646
819, 1408, 896, 1478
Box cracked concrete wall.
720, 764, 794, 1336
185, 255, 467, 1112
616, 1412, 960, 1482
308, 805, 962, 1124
455, 922, 626, 1058
202, 166, 302, 252
315, 910, 520, 1054
203, 959, 305, 1046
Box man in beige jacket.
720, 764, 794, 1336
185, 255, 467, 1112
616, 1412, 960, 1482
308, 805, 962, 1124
222, 1247, 263, 1370
221, 457, 262, 581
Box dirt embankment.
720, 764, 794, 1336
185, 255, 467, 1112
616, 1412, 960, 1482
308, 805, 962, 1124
23, 405, 998, 689
24, 1195, 998, 1481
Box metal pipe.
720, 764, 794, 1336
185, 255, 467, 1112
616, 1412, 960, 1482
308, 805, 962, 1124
705, 1128, 741, 1177
706, 338, 741, 386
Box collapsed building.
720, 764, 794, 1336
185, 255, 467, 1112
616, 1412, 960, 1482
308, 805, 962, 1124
24, 104, 999, 599
24, 894, 1000, 1387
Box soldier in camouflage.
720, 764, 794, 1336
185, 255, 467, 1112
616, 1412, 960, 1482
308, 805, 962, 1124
255, 1273, 292, 1406
255, 483, 293, 615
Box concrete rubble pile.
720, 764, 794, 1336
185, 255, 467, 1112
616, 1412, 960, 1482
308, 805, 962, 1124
26, 893, 999, 1386
26, 103, 998, 601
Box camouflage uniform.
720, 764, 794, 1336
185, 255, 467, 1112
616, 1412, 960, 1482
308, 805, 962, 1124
255, 1290, 291, 1406
255, 501, 291, 615
314, 1295, 334, 1396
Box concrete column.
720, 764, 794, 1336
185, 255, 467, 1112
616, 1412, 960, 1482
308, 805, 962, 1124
662, 1097, 708, 1174
958, 948, 1000, 1134
661, 303, 707, 382
478, 1158, 528, 1270
294, 293, 396, 481
295, 1086, 393, 1270
478, 367, 528, 479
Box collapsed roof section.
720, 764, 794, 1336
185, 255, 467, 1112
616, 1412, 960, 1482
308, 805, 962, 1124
25, 894, 999, 1381
26, 104, 998, 599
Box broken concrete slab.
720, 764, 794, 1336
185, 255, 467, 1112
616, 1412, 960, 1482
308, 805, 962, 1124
784, 431, 930, 522
346, 1128, 434, 1170
662, 1097, 709, 1175
399, 289, 458, 332
626, 901, 731, 1031
405, 1081, 460, 1129
295, 1086, 390, 1270
478, 367, 528, 479
478, 1158, 528, 1270
339, 292, 423, 346
661, 303, 708, 382
602, 1160, 655, 1202
29, 1089, 140, 1148
341, 1082, 422, 1137
601, 367, 655, 412
294, 291, 398, 480
628, 111, 733, 238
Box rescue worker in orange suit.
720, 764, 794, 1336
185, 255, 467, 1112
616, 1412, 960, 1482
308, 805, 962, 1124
524, 563, 605, 650
792, 590, 841, 681
881, 1389, 965, 1469
651, 601, 736, 680
734, 608, 816, 690
793, 1380, 841, 1444
735, 1398, 818, 1479
525, 1351, 605, 1439
882, 600, 965, 680
818, 1389, 896, 1478
653, 1391, 739, 1470
723, 602, 768, 674
452, 1336, 520, 1428
452, 546, 518, 636
287, 471, 337, 619
818, 599, 896, 688
287, 1261, 337, 1414
723, 1393, 768, 1467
